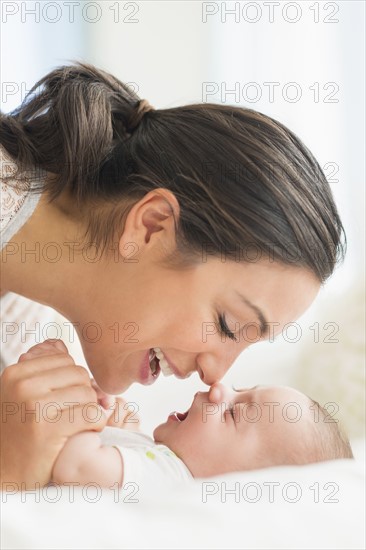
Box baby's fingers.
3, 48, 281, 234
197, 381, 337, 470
106, 397, 140, 430
90, 378, 116, 410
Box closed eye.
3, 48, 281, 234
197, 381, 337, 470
217, 313, 237, 342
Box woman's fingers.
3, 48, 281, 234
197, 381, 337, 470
4, 353, 77, 384
9, 365, 94, 398
40, 339, 69, 353
37, 401, 108, 438
44, 384, 99, 410
0, 339, 107, 489
19, 339, 70, 361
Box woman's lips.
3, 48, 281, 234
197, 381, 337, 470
137, 348, 192, 385
139, 349, 161, 385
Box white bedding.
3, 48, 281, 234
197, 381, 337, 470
2, 444, 365, 550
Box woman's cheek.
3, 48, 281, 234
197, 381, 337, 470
243, 321, 263, 344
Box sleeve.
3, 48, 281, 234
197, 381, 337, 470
0, 143, 45, 251
113, 443, 193, 490
0, 292, 61, 374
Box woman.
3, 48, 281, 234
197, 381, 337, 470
0, 62, 345, 488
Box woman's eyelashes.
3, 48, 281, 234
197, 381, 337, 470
217, 313, 237, 341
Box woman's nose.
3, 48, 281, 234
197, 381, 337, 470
197, 346, 245, 386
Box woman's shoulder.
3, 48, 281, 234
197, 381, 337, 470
0, 142, 19, 179
1, 144, 31, 240
0, 143, 45, 251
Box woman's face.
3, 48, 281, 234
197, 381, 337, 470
70, 191, 321, 394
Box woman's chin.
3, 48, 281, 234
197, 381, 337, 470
92, 375, 132, 395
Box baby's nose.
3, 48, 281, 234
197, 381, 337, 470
208, 382, 232, 405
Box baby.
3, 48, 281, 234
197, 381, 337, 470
52, 383, 354, 489
20, 341, 354, 488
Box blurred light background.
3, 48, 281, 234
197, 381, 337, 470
1, 1, 365, 446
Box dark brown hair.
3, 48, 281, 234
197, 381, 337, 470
0, 62, 346, 281
310, 400, 354, 461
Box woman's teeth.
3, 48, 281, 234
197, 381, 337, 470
151, 347, 173, 376
149, 354, 159, 376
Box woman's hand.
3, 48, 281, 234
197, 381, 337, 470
90, 378, 141, 431
0, 339, 107, 490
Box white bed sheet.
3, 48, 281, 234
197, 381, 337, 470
2, 450, 364, 550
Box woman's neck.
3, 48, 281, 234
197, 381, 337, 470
0, 186, 102, 319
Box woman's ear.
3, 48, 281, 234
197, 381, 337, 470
118, 189, 180, 260
140, 200, 173, 244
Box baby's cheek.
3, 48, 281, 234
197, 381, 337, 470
178, 425, 205, 458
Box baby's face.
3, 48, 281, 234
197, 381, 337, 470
153, 383, 315, 477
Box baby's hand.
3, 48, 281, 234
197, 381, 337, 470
106, 397, 141, 431
90, 378, 116, 410
90, 379, 141, 431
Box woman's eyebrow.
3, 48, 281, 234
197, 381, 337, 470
235, 292, 269, 336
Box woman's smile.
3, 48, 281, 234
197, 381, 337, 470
141, 347, 191, 386
73, 253, 320, 395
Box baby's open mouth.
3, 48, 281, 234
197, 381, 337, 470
149, 348, 174, 377
172, 410, 189, 422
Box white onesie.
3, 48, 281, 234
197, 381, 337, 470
99, 427, 193, 489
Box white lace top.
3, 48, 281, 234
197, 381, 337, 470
0, 143, 57, 371
0, 143, 46, 250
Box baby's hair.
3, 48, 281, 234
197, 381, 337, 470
309, 399, 354, 461
230, 385, 354, 467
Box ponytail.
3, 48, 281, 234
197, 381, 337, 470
0, 61, 150, 201
0, 62, 346, 282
